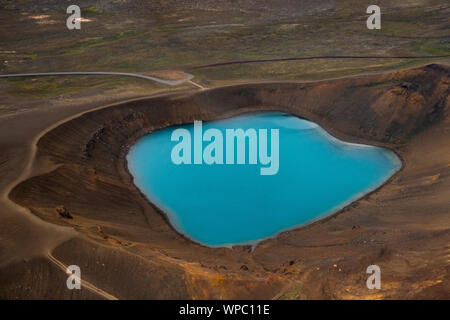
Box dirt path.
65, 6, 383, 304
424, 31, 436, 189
0, 71, 194, 86
190, 55, 450, 69
47, 251, 119, 300
188, 80, 207, 90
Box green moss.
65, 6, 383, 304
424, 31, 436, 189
0, 53, 37, 60
82, 5, 100, 16
1, 76, 164, 100
279, 283, 304, 300
64, 30, 149, 55
329, 228, 344, 233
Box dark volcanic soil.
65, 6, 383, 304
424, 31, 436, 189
3, 64, 450, 299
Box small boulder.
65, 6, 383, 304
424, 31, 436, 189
56, 206, 73, 219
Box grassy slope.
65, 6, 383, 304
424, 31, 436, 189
0, 0, 448, 99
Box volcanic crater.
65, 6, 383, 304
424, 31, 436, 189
7, 64, 450, 299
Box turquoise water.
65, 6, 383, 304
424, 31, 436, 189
127, 112, 401, 247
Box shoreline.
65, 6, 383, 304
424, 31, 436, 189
122, 109, 405, 250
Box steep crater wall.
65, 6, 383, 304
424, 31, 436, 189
10, 64, 449, 239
